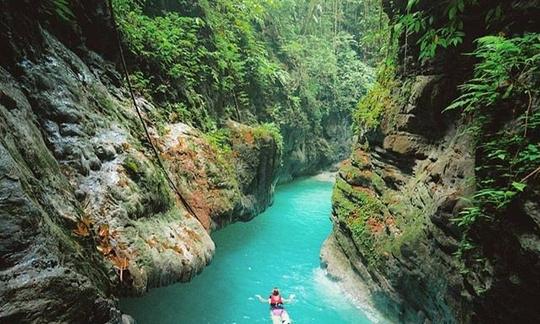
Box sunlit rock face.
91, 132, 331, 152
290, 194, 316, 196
0, 1, 280, 322
324, 0, 540, 323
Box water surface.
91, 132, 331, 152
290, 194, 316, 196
121, 177, 378, 323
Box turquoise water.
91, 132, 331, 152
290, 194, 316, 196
121, 177, 376, 323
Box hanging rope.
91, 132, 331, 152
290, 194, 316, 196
106, 0, 204, 227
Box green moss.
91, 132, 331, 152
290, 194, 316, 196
123, 156, 140, 178
383, 212, 425, 255
204, 129, 232, 155
350, 148, 371, 169
334, 178, 382, 212
252, 123, 283, 152
123, 155, 174, 217
141, 169, 174, 214
331, 183, 357, 222
332, 172, 431, 266
371, 172, 386, 193
353, 64, 398, 133
332, 178, 385, 267
348, 217, 379, 266
379, 185, 430, 255
200, 131, 240, 194
340, 164, 374, 187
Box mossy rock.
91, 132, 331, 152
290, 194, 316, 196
350, 148, 372, 170
339, 163, 374, 187
123, 156, 141, 179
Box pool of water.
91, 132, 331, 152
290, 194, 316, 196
121, 177, 380, 323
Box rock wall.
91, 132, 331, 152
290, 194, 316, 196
279, 111, 353, 183
0, 1, 280, 322
324, 0, 540, 323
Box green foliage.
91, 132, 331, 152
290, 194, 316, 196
398, 0, 478, 62
253, 123, 283, 152
204, 129, 232, 155
446, 34, 540, 113
112, 0, 376, 156
353, 63, 396, 133
449, 33, 540, 259
113, 0, 271, 129
265, 1, 378, 133
43, 0, 75, 21
128, 70, 152, 98
115, 4, 209, 91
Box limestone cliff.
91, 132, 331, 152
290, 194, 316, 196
0, 1, 280, 322
279, 113, 353, 182
323, 0, 540, 323
279, 111, 353, 183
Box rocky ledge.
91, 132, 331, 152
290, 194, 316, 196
323, 0, 540, 322
0, 3, 280, 323
326, 71, 540, 324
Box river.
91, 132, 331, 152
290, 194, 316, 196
120, 176, 381, 323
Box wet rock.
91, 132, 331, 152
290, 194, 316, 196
122, 314, 136, 324
76, 156, 91, 176
278, 110, 353, 182
0, 90, 18, 110
74, 189, 86, 201
59, 123, 85, 137
326, 4, 540, 320
0, 6, 222, 322
95, 143, 116, 161
88, 157, 102, 171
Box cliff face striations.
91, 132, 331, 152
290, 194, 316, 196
323, 0, 540, 323
0, 1, 280, 322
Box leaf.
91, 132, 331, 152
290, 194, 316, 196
172, 245, 184, 254
98, 224, 110, 238
511, 181, 527, 192
73, 222, 90, 237
406, 0, 420, 11
458, 0, 465, 11
97, 242, 113, 256
448, 6, 457, 20
81, 215, 93, 228
109, 254, 130, 282
52, 0, 74, 22
502, 83, 514, 98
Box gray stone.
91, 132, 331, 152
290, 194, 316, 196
95, 144, 117, 161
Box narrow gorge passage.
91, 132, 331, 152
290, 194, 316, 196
120, 176, 382, 323
2, 1, 538, 323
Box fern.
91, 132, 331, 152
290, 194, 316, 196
399, 0, 478, 62
450, 34, 538, 112
447, 33, 540, 263
43, 0, 74, 21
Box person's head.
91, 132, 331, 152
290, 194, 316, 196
272, 287, 280, 296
